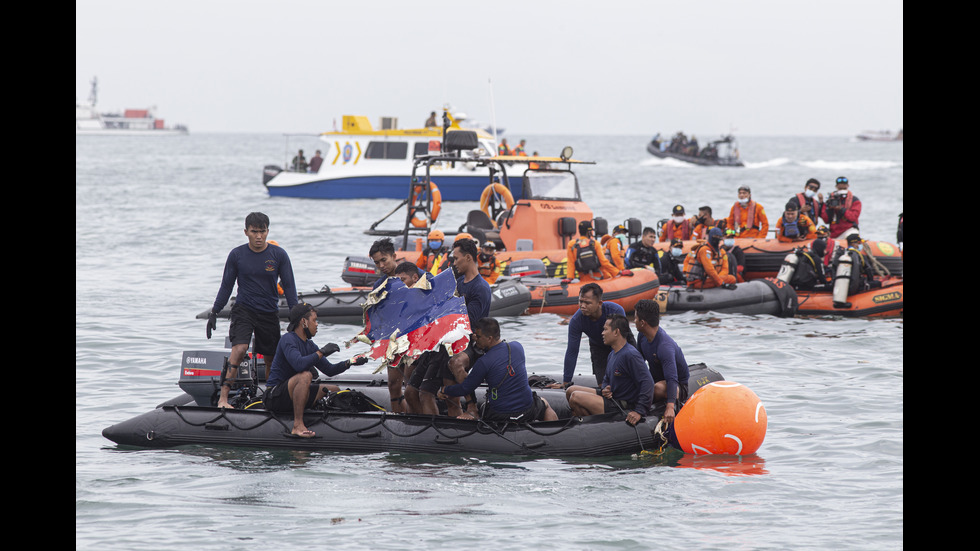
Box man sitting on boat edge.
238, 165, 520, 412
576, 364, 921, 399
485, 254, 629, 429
564, 315, 654, 426
264, 303, 368, 438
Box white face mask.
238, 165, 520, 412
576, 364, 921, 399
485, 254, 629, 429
738, 197, 749, 205
672, 215, 685, 224
804, 189, 816, 198
724, 238, 735, 248
671, 247, 683, 257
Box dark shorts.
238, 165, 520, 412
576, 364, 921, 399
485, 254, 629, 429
481, 392, 549, 423
408, 342, 483, 394
595, 388, 635, 415
263, 379, 319, 412
229, 303, 282, 357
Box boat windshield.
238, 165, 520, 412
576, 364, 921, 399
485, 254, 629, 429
523, 170, 580, 201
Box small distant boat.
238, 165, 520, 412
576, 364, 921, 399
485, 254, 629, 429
76, 77, 188, 136
855, 129, 903, 142
262, 109, 499, 201
646, 133, 744, 167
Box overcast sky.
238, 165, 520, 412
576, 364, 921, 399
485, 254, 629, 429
76, 0, 903, 136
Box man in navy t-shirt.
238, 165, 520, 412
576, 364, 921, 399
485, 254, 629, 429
207, 212, 298, 408
566, 314, 654, 426
551, 283, 633, 388
633, 299, 689, 424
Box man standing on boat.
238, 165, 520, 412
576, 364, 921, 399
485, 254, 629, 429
207, 212, 298, 409
565, 315, 654, 426
407, 238, 491, 417
632, 300, 689, 425
550, 283, 634, 389
308, 150, 324, 173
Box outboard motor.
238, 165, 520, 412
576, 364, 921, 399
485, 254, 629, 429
504, 257, 548, 278
342, 256, 382, 287
262, 165, 283, 186
776, 251, 799, 284
832, 252, 853, 308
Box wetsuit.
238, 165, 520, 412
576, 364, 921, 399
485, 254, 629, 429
625, 241, 663, 273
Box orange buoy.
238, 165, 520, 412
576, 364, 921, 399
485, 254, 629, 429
673, 381, 767, 455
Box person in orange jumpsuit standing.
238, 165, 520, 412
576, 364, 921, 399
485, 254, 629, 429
726, 185, 769, 238
683, 228, 737, 289
566, 220, 618, 281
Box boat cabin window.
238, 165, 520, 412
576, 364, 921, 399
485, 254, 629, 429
365, 141, 408, 160
523, 170, 581, 201
413, 142, 430, 158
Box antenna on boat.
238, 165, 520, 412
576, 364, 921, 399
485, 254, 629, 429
488, 77, 499, 146
89, 76, 98, 108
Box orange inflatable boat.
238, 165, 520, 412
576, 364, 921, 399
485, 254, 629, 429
654, 237, 903, 281
795, 276, 903, 318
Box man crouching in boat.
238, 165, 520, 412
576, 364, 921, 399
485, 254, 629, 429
264, 303, 368, 438
565, 315, 654, 426
438, 318, 557, 422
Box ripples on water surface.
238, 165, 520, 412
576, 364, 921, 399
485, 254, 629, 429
77, 134, 902, 549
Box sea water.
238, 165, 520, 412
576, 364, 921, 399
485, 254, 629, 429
76, 133, 902, 550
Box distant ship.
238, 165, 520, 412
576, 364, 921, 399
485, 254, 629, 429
76, 77, 188, 136
855, 129, 902, 142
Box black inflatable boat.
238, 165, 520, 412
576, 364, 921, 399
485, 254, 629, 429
102, 352, 724, 457
197, 257, 532, 325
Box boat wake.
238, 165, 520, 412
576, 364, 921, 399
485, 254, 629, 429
798, 159, 902, 171
742, 157, 792, 169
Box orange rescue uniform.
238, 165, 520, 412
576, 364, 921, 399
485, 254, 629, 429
775, 214, 817, 243
566, 237, 618, 280
727, 201, 769, 238
683, 245, 737, 289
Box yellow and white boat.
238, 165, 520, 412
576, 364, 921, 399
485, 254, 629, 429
262, 110, 499, 201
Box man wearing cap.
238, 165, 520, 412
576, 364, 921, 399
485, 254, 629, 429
477, 241, 500, 284
264, 303, 367, 437
566, 220, 617, 280
660, 204, 694, 242
819, 176, 862, 239
726, 185, 769, 238
207, 212, 298, 409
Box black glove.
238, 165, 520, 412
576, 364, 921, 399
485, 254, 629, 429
319, 343, 340, 357
206, 311, 217, 339
722, 283, 737, 290
351, 355, 368, 366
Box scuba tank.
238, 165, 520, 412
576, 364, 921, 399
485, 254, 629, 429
777, 251, 799, 284
832, 251, 854, 308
